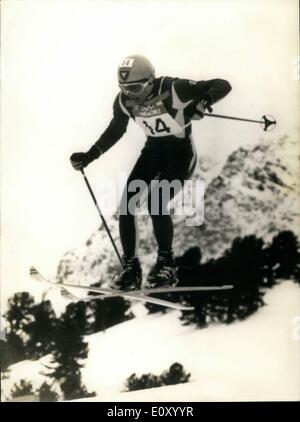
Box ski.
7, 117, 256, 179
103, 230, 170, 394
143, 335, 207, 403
59, 284, 234, 297
123, 285, 234, 295
59, 284, 233, 303
29, 266, 194, 311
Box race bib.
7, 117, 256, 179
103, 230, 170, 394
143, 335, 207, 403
134, 104, 185, 137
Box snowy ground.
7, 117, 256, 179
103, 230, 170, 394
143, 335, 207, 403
2, 282, 300, 402
79, 281, 300, 401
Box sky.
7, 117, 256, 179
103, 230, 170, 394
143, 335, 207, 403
1, 0, 299, 309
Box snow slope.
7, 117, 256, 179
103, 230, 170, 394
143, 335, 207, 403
79, 282, 300, 402
2, 282, 299, 402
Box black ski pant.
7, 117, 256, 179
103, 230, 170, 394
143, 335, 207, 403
119, 136, 197, 257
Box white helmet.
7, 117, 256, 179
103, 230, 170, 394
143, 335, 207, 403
118, 55, 155, 102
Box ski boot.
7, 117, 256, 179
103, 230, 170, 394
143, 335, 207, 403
112, 255, 142, 291
146, 250, 179, 288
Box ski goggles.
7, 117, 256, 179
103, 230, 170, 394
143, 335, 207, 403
119, 79, 150, 97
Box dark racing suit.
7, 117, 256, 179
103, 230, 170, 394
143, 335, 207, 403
88, 76, 231, 256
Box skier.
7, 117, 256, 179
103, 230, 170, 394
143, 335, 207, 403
70, 55, 231, 291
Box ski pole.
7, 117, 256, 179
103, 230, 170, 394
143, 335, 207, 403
203, 112, 276, 132
80, 169, 122, 265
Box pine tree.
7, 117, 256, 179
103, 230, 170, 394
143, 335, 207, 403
224, 235, 266, 286
5, 292, 35, 334
4, 292, 35, 363
267, 231, 300, 280
124, 362, 191, 391
38, 382, 59, 402
90, 295, 133, 333
61, 301, 92, 335
24, 300, 58, 358
0, 339, 10, 373
47, 303, 93, 400
175, 246, 202, 268
2, 332, 24, 367
180, 235, 266, 326
124, 373, 162, 391
9, 379, 34, 398
160, 362, 191, 385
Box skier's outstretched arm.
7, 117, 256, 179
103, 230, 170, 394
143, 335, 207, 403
195, 78, 232, 105
70, 95, 129, 170
174, 77, 232, 118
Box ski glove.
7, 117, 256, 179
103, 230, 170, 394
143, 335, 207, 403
191, 94, 213, 120
70, 152, 91, 170
70, 145, 102, 170
199, 94, 213, 113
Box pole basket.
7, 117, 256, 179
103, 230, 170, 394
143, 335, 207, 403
261, 115, 276, 131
